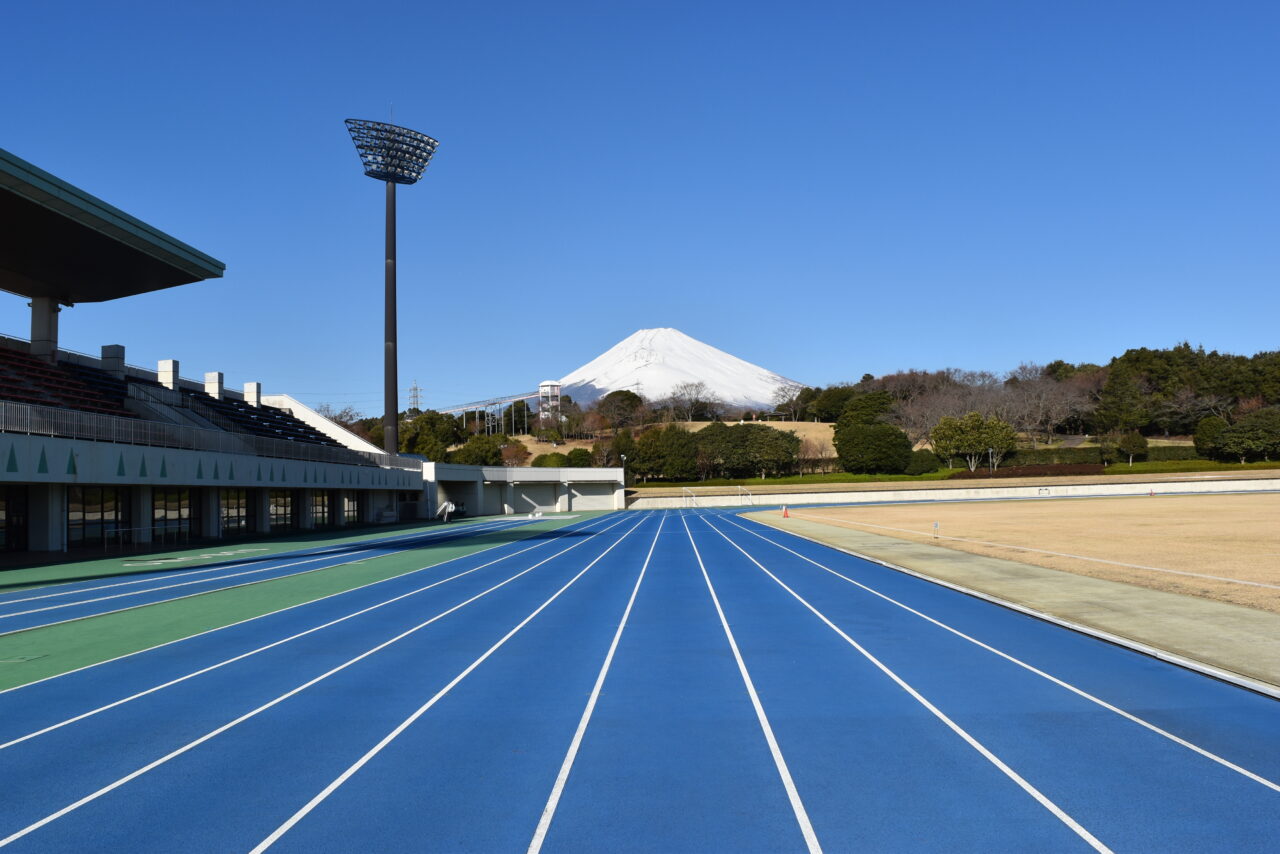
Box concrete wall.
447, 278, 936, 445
627, 477, 1280, 510
570, 482, 616, 510
0, 433, 422, 492
422, 463, 625, 514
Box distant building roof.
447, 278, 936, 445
0, 147, 225, 303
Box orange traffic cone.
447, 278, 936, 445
782, 506, 790, 518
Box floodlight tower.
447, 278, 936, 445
345, 118, 440, 454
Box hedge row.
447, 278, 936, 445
1144, 446, 1202, 461
952, 445, 1205, 467
950, 464, 1106, 479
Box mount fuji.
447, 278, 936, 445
558, 328, 798, 410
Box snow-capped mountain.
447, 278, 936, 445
559, 328, 798, 409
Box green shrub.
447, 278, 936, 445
564, 448, 592, 467
1146, 446, 1201, 462
904, 450, 940, 475
950, 464, 1105, 479
531, 452, 569, 467
834, 419, 912, 474
1194, 416, 1229, 458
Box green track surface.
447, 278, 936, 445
0, 512, 604, 691
0, 516, 528, 594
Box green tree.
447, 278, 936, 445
1218, 408, 1280, 462
451, 434, 508, 465
1095, 366, 1150, 432
1117, 431, 1148, 466
1194, 415, 1229, 458
841, 390, 894, 425
904, 449, 940, 475
930, 412, 1016, 472
833, 418, 912, 474
564, 448, 593, 467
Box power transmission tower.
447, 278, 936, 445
408, 380, 422, 411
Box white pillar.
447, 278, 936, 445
503, 482, 515, 515
158, 359, 179, 390
200, 487, 221, 539
244, 382, 261, 407
614, 482, 626, 510
101, 344, 125, 379
299, 489, 315, 530
556, 483, 569, 512
204, 372, 224, 400
29, 298, 60, 360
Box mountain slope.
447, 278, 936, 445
558, 328, 797, 409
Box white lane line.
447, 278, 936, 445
0, 521, 527, 620
0, 514, 616, 697
0, 515, 634, 849
527, 511, 667, 854
0, 518, 610, 751
700, 515, 1111, 854
0, 519, 523, 606
722, 515, 1280, 794
789, 510, 1280, 592
681, 513, 823, 854
248, 515, 652, 853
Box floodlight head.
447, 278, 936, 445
345, 119, 439, 185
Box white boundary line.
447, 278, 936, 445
247, 515, 651, 853
720, 514, 1280, 793
681, 513, 823, 854
746, 514, 1280, 700
0, 514, 615, 697
788, 510, 1280, 592
698, 514, 1111, 854
0, 518, 523, 606
527, 511, 667, 853
0, 517, 619, 751
0, 514, 635, 849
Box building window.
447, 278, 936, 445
269, 490, 293, 531
344, 493, 360, 523
312, 492, 329, 528
220, 489, 252, 536
152, 488, 191, 544
0, 486, 28, 552
68, 486, 132, 547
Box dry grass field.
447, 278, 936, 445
786, 492, 1280, 613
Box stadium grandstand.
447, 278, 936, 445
0, 147, 422, 555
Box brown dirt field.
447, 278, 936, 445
786, 492, 1280, 614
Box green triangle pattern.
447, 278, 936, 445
37, 448, 48, 474
116, 453, 126, 476
5, 446, 17, 473
139, 457, 148, 477
196, 460, 204, 480
257, 464, 263, 482
68, 451, 78, 475
228, 462, 235, 480
160, 457, 168, 478
269, 466, 275, 482
213, 462, 220, 480
303, 469, 309, 484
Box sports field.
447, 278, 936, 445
0, 510, 1277, 851
781, 493, 1280, 613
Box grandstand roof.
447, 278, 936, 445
0, 147, 225, 303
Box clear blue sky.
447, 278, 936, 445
4, 1, 1277, 413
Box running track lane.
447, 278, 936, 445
695, 509, 1280, 852
0, 518, 536, 635
1, 509, 1277, 851
0, 514, 621, 751
0, 514, 643, 851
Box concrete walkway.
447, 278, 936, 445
745, 511, 1280, 697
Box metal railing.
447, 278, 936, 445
0, 399, 421, 470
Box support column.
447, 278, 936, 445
29, 298, 60, 360
331, 490, 347, 528
614, 481, 627, 510
131, 486, 153, 544
101, 345, 125, 379
27, 484, 65, 552
299, 489, 315, 530
200, 487, 221, 540
158, 359, 179, 390
253, 488, 271, 534
556, 483, 569, 512
471, 480, 484, 518
383, 179, 399, 454
503, 482, 515, 516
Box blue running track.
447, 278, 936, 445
0, 509, 1276, 852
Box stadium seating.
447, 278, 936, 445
0, 346, 134, 416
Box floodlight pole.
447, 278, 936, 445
384, 180, 397, 454
344, 118, 439, 457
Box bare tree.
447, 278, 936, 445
771, 380, 806, 421
665, 381, 722, 422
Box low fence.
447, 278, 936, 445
628, 477, 1280, 509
